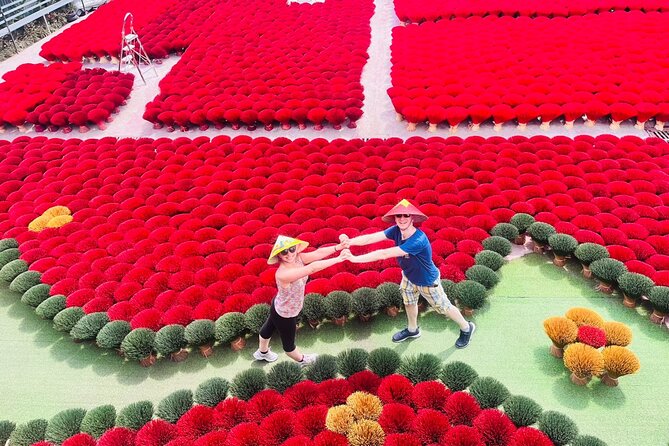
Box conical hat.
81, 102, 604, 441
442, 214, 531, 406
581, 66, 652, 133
267, 235, 309, 264
382, 199, 428, 223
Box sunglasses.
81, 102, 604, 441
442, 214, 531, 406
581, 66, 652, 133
395, 214, 412, 219
279, 246, 297, 256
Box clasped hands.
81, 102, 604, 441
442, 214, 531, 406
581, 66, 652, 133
335, 234, 357, 262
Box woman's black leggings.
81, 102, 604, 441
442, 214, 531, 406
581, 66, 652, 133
259, 304, 298, 352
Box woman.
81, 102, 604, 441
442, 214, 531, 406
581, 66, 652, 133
254, 235, 350, 365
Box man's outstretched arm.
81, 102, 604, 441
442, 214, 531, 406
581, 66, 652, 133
348, 246, 406, 263
340, 231, 388, 247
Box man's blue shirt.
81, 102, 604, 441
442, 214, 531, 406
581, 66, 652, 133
384, 226, 439, 286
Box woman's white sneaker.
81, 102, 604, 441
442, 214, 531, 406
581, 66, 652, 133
253, 349, 278, 362
299, 353, 318, 367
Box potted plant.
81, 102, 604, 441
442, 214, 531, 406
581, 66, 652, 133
474, 250, 505, 272
96, 320, 132, 355
244, 303, 271, 334
185, 319, 216, 357
9, 270, 42, 294
574, 243, 609, 278
648, 286, 669, 324
53, 307, 85, 333
194, 377, 229, 407
121, 328, 157, 367
527, 222, 556, 253
325, 404, 355, 435
375, 282, 402, 317
116, 401, 153, 430
563, 342, 604, 385
547, 234, 578, 267
602, 321, 632, 347
305, 354, 338, 383
215, 312, 247, 351
21, 283, 52, 308
617, 272, 654, 308
0, 246, 19, 269
465, 265, 499, 290
440, 360, 478, 392
49, 410, 84, 445
302, 293, 326, 328
337, 348, 369, 378
156, 389, 193, 423
576, 325, 607, 349
490, 223, 520, 243
347, 420, 384, 446
482, 236, 512, 257
325, 291, 352, 326
565, 307, 605, 328
70, 312, 110, 342
0, 420, 14, 445
600, 346, 640, 387
441, 279, 458, 304
468, 376, 510, 409
352, 287, 380, 322
543, 316, 578, 358
35, 294, 66, 320
8, 419, 47, 446
230, 368, 267, 400
346, 392, 383, 423
0, 258, 28, 283
589, 258, 627, 294
537, 411, 579, 446
398, 353, 442, 384
509, 213, 535, 245
367, 347, 401, 377
267, 361, 304, 393
0, 238, 18, 251
80, 404, 116, 439
502, 396, 542, 427
455, 280, 486, 316
155, 324, 189, 362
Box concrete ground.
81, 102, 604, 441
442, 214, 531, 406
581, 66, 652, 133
0, 0, 649, 142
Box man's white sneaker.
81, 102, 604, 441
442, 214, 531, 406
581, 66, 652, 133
299, 353, 317, 367
253, 349, 278, 362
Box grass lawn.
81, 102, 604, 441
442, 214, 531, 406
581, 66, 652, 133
0, 253, 667, 445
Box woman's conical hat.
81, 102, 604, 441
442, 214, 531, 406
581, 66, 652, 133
267, 235, 309, 264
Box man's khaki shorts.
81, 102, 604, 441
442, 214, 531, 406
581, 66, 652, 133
399, 274, 453, 314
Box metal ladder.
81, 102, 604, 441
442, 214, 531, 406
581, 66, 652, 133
118, 12, 156, 84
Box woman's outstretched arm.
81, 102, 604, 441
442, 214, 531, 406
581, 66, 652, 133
300, 241, 347, 264
276, 250, 351, 284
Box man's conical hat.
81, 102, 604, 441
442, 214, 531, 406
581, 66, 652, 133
382, 199, 428, 223
267, 235, 309, 264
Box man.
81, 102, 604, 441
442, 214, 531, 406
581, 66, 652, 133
340, 199, 475, 348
